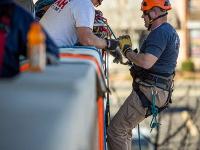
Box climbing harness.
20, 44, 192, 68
133, 73, 174, 117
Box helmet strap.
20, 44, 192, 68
147, 12, 168, 31
147, 13, 153, 31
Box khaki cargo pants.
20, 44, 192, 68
107, 83, 169, 150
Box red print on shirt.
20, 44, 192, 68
55, 0, 69, 9
52, 0, 70, 12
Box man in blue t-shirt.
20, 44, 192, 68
0, 0, 59, 77
107, 0, 180, 150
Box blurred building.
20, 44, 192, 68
188, 0, 200, 69
100, 0, 200, 70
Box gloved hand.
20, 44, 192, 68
105, 39, 119, 51
110, 48, 123, 64
118, 35, 132, 57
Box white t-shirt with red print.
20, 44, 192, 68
40, 0, 95, 47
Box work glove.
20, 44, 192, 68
118, 35, 132, 57
109, 48, 123, 64
105, 38, 119, 51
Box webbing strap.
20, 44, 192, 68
135, 86, 151, 108
147, 12, 168, 30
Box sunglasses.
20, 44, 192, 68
143, 9, 154, 16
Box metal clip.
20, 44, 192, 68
151, 86, 157, 96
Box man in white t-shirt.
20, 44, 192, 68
40, 0, 118, 50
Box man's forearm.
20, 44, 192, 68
126, 51, 142, 66
77, 27, 107, 49
90, 34, 107, 49
126, 51, 155, 69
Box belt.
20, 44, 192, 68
144, 73, 172, 84
139, 73, 173, 90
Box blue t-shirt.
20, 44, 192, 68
138, 23, 180, 76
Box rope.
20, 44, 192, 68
105, 49, 111, 128
137, 124, 142, 150
104, 34, 111, 150
106, 23, 117, 40
150, 87, 160, 132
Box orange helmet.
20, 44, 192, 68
141, 0, 171, 11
